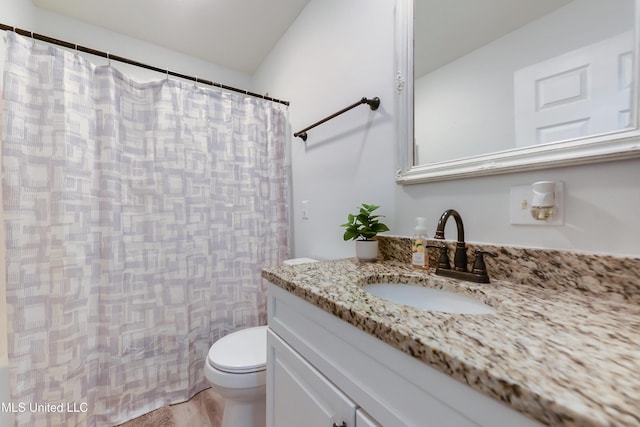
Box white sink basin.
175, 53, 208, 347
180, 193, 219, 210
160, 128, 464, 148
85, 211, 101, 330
363, 283, 496, 315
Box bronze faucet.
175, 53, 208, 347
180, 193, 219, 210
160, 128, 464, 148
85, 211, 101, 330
434, 209, 467, 271
433, 209, 494, 283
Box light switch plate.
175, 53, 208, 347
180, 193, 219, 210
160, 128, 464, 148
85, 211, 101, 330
301, 200, 310, 220
510, 182, 564, 225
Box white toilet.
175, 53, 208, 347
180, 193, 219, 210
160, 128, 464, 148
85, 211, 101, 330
204, 325, 268, 427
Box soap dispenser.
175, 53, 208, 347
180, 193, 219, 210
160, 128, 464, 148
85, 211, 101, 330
411, 217, 429, 270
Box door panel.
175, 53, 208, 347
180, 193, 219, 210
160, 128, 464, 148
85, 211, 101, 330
267, 330, 356, 427
515, 31, 633, 146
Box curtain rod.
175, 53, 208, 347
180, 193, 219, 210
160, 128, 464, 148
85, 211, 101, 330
293, 97, 380, 141
0, 23, 290, 107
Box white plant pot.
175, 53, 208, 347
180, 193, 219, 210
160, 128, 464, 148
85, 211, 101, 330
355, 239, 379, 262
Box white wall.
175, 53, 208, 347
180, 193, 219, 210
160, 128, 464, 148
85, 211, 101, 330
253, 0, 398, 260
256, 0, 640, 259
394, 159, 640, 257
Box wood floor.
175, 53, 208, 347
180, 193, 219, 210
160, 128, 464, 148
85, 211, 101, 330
117, 388, 224, 427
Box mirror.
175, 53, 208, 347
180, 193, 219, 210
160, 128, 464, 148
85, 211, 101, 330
395, 0, 640, 184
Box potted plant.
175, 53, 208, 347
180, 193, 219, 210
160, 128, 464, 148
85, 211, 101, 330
341, 203, 390, 261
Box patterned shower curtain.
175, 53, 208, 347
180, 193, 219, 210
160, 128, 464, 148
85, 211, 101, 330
1, 32, 289, 426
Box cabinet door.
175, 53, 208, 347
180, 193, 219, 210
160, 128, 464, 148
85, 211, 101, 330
356, 409, 381, 427
267, 330, 356, 427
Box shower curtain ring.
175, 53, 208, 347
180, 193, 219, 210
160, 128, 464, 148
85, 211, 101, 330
107, 51, 111, 67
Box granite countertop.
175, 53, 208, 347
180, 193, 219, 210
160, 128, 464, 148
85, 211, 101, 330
262, 258, 640, 427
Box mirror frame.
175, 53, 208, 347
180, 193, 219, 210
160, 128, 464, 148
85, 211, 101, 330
395, 0, 640, 184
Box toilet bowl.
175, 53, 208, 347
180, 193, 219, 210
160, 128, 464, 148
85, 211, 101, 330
204, 326, 267, 427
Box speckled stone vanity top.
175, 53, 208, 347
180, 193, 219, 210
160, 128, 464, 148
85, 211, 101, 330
262, 243, 640, 427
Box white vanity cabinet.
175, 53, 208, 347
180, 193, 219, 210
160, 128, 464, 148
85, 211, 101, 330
356, 409, 381, 427
268, 330, 382, 427
266, 282, 544, 427
268, 330, 357, 426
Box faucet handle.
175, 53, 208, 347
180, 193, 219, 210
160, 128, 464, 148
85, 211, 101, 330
471, 249, 496, 275
429, 244, 450, 270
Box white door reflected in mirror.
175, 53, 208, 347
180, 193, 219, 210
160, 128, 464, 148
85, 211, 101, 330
514, 31, 633, 148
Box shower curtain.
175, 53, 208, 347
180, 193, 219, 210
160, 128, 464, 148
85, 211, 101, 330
1, 32, 289, 426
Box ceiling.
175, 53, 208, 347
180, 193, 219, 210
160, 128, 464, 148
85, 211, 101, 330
32, 0, 311, 75
32, 0, 572, 78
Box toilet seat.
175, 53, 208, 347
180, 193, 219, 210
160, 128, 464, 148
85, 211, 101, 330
208, 326, 267, 374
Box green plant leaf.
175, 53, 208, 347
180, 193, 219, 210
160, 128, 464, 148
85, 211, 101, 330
343, 229, 358, 241
372, 223, 390, 233
340, 203, 389, 241
356, 213, 368, 223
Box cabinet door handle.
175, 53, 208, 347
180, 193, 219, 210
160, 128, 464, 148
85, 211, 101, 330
332, 423, 346, 427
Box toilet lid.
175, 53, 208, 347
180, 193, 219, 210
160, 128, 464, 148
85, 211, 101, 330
208, 326, 267, 374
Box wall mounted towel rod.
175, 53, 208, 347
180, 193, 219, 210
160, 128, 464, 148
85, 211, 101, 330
294, 97, 380, 141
